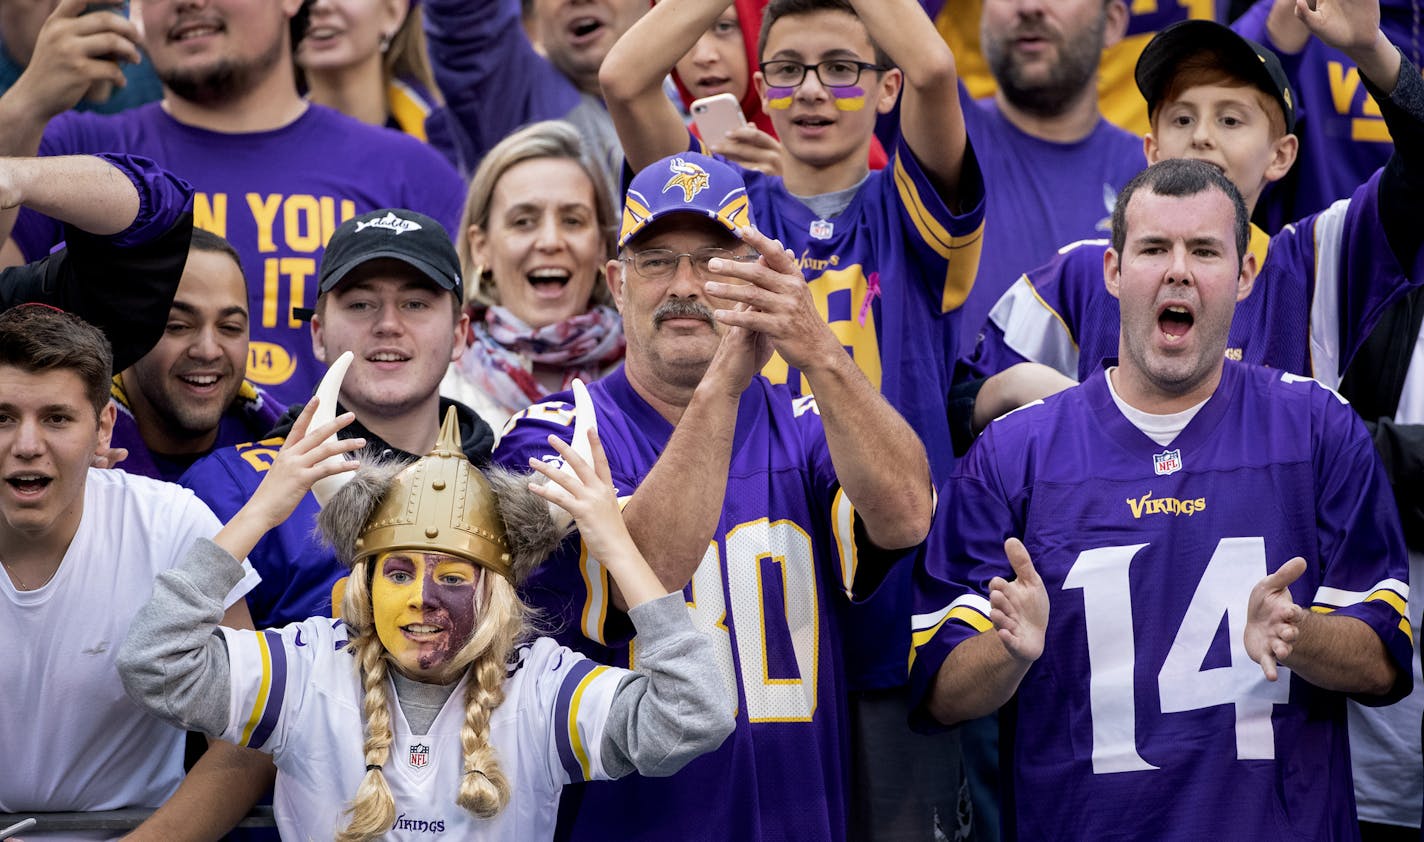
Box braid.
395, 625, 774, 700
455, 654, 511, 816
336, 563, 397, 842
453, 575, 530, 819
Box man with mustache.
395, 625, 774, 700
494, 151, 935, 841
0, 0, 465, 409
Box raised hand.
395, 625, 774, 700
527, 430, 635, 565
10, 0, 142, 118
245, 397, 364, 530
703, 226, 843, 375
1295, 0, 1381, 55
1245, 556, 1308, 681
988, 538, 1050, 663
709, 125, 785, 177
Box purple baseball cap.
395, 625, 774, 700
618, 152, 755, 249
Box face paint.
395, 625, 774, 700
827, 85, 866, 111
371, 551, 481, 681
765, 85, 795, 110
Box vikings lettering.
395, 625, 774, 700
1126, 491, 1207, 519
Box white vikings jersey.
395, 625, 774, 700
219, 617, 629, 840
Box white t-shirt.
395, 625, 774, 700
220, 617, 629, 841
0, 469, 258, 825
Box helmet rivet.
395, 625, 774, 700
425, 526, 439, 539
432, 479, 446, 491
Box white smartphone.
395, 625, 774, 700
690, 93, 747, 141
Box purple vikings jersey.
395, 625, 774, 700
910, 361, 1412, 841
958, 90, 1145, 357
695, 132, 984, 690
12, 103, 465, 407
496, 369, 887, 841
964, 169, 1423, 387
108, 377, 285, 482
1234, 0, 1418, 225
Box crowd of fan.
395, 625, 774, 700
0, 0, 1421, 839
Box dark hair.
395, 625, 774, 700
188, 228, 246, 289
1110, 159, 1250, 267
757, 0, 892, 68
290, 0, 312, 56
0, 306, 113, 417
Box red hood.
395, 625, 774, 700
672, 0, 772, 135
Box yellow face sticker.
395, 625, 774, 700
371, 551, 481, 681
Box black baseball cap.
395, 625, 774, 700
1135, 20, 1297, 134
317, 209, 463, 300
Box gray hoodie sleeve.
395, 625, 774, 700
597, 593, 736, 779
117, 538, 239, 737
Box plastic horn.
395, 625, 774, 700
311, 351, 356, 507
546, 378, 598, 531
0, 818, 37, 840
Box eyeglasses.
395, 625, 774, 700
759, 59, 888, 89
623, 248, 760, 280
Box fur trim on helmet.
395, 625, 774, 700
317, 449, 410, 569
484, 466, 571, 585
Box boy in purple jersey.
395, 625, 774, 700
913, 159, 1412, 842
0, 0, 465, 408
1234, 0, 1421, 227
964, 0, 1424, 392
495, 152, 934, 841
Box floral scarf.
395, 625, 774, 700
455, 305, 625, 413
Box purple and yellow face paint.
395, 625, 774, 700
372, 551, 480, 681
827, 85, 867, 111
765, 86, 796, 111
765, 84, 867, 112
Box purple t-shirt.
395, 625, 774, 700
495, 369, 894, 841
14, 103, 466, 406
958, 91, 1145, 357
910, 360, 1412, 840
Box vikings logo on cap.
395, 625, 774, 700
618, 152, 755, 248
663, 158, 710, 202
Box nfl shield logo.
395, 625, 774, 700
409, 742, 430, 769
1153, 449, 1182, 476
809, 219, 834, 240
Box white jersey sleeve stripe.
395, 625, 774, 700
1313, 578, 1409, 612
831, 489, 857, 598
1308, 197, 1351, 388
579, 541, 610, 645
237, 631, 287, 749
553, 660, 614, 782
991, 276, 1081, 379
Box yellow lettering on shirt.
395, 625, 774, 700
761, 262, 882, 393
194, 193, 228, 238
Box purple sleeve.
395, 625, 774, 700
887, 134, 987, 315
1304, 379, 1413, 705
92, 153, 196, 247
907, 425, 1020, 731
494, 398, 637, 647
423, 0, 582, 173
960, 243, 1102, 380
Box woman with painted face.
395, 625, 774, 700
296, 0, 458, 166
118, 386, 733, 841
441, 120, 625, 434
